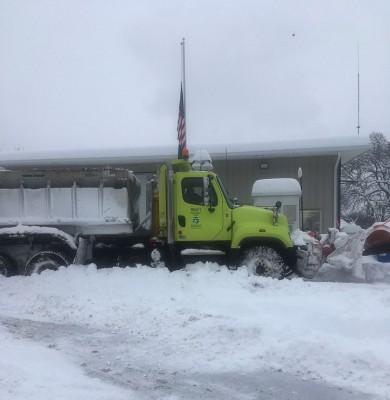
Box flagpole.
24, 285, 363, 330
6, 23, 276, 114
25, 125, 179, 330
181, 38, 186, 129
177, 39, 187, 159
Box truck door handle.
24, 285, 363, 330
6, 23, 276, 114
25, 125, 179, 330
178, 215, 186, 227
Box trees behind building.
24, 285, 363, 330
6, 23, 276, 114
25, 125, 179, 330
341, 132, 390, 228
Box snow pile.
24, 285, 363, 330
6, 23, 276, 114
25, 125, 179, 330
291, 224, 390, 283
290, 229, 317, 246
317, 226, 390, 283
1, 263, 390, 399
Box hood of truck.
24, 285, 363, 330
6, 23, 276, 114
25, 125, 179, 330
232, 204, 277, 222
230, 205, 293, 249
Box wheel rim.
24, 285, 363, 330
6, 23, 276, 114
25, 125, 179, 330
255, 258, 276, 277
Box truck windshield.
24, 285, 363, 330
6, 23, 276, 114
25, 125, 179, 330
216, 176, 235, 208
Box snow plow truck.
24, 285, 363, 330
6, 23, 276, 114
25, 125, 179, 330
0, 150, 321, 278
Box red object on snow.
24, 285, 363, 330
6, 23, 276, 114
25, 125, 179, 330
364, 222, 390, 255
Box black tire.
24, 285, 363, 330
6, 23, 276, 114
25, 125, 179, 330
25, 251, 69, 275
0, 254, 16, 277
165, 247, 184, 272
241, 246, 287, 279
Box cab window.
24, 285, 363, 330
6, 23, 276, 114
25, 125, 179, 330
182, 178, 204, 205
181, 177, 218, 206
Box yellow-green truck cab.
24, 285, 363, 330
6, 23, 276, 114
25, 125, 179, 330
157, 159, 304, 278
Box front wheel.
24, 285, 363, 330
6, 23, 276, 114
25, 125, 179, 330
241, 246, 288, 279
25, 251, 70, 275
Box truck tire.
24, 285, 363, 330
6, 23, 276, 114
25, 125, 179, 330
0, 254, 15, 277
25, 251, 70, 275
241, 246, 287, 279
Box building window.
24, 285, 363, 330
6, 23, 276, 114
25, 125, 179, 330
303, 209, 322, 233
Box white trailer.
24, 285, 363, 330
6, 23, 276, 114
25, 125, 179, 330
252, 178, 302, 232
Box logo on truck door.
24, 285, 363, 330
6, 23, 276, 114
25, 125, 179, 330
191, 207, 201, 228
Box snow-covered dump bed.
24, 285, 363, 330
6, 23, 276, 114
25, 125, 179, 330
0, 167, 142, 236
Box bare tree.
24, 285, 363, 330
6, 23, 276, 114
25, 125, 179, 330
341, 132, 390, 227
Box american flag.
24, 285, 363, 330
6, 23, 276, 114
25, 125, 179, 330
177, 83, 186, 158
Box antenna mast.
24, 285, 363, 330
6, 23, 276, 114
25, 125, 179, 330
357, 42, 360, 135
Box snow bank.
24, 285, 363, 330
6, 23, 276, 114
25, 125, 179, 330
1, 264, 390, 398
317, 226, 390, 283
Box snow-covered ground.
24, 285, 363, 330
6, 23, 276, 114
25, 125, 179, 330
1, 262, 390, 400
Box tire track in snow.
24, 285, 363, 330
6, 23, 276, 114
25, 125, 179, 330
1, 316, 382, 400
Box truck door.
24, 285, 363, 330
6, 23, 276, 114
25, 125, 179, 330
174, 173, 229, 243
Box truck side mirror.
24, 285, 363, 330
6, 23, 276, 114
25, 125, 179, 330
204, 176, 215, 213
273, 201, 282, 226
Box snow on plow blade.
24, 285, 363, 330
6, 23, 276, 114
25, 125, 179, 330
291, 229, 323, 279
295, 240, 322, 279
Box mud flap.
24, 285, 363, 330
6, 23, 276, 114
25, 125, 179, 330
74, 236, 94, 265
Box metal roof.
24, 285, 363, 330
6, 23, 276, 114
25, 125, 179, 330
0, 135, 370, 168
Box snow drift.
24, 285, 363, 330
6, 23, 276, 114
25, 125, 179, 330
1, 263, 389, 399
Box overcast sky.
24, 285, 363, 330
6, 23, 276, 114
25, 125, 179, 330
0, 0, 389, 152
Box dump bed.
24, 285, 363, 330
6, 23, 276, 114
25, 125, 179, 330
0, 167, 142, 237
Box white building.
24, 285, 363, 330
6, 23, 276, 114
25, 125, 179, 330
0, 135, 370, 232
